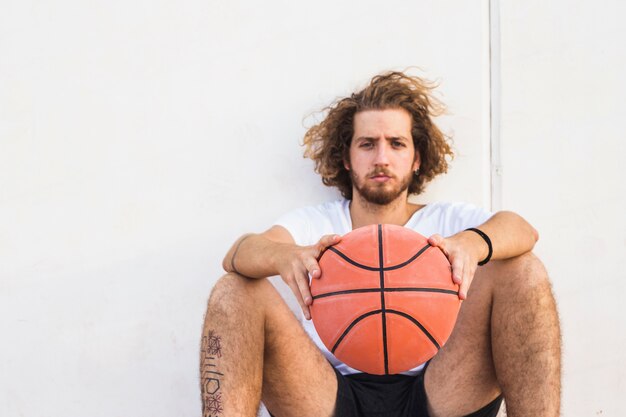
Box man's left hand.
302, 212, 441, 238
427, 232, 488, 300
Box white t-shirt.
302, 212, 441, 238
274, 198, 492, 376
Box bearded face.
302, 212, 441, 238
346, 109, 419, 206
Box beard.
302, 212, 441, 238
350, 168, 413, 206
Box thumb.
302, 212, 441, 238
428, 234, 450, 257
428, 234, 444, 247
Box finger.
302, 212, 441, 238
451, 258, 464, 286
464, 264, 477, 294
316, 234, 341, 256
456, 258, 471, 299
295, 269, 314, 307
303, 258, 322, 279
285, 275, 311, 320
459, 276, 470, 300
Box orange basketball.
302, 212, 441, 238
310, 224, 461, 375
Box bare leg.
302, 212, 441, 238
200, 273, 337, 417
425, 253, 561, 417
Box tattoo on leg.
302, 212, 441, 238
206, 330, 223, 357
201, 330, 224, 417
205, 393, 223, 414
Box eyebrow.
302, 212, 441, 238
355, 136, 410, 142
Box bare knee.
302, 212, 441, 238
489, 252, 552, 295
208, 273, 276, 310
207, 273, 268, 312
211, 272, 251, 296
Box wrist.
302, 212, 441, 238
464, 228, 492, 265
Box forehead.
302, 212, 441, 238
353, 108, 412, 138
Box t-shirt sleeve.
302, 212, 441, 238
442, 202, 494, 236
273, 207, 314, 247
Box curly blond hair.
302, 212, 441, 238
303, 71, 453, 199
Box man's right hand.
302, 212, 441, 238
275, 234, 341, 320
223, 227, 341, 320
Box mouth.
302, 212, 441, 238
370, 173, 392, 182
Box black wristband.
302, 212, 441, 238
465, 228, 492, 266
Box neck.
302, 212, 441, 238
349, 191, 423, 229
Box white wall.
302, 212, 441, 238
0, 1, 489, 416
498, 2, 626, 416
4, 1, 623, 416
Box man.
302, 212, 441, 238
200, 72, 561, 417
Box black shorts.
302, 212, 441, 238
332, 362, 503, 417
267, 362, 503, 417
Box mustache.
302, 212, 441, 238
368, 169, 394, 178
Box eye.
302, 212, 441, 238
359, 141, 374, 149
392, 140, 406, 148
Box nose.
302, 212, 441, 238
373, 139, 390, 166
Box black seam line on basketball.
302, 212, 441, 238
383, 243, 432, 270
326, 244, 432, 272
378, 224, 389, 375
327, 247, 379, 271
312, 288, 381, 299
385, 287, 458, 295
312, 287, 459, 300
331, 309, 382, 353
385, 309, 441, 349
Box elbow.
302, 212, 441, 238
508, 210, 539, 244
222, 256, 231, 273
222, 248, 235, 273
523, 215, 539, 244
527, 226, 539, 253
222, 245, 240, 272
532, 227, 540, 243
501, 210, 539, 247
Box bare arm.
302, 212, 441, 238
222, 226, 340, 319
455, 210, 538, 261
428, 210, 538, 299
222, 226, 294, 279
